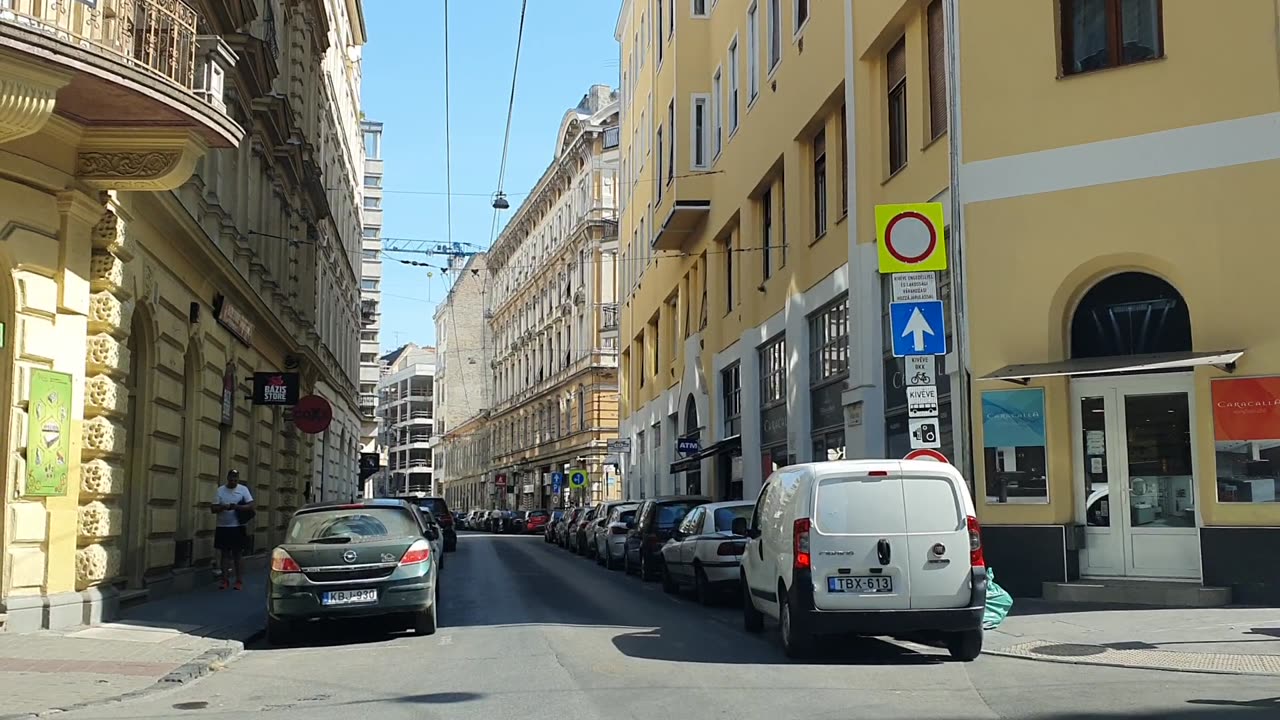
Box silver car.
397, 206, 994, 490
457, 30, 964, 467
595, 503, 639, 570
659, 501, 753, 604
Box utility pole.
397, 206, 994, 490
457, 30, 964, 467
943, 0, 975, 479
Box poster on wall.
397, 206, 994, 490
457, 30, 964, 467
980, 388, 1048, 505
25, 369, 73, 497
1211, 376, 1280, 503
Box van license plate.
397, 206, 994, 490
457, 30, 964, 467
828, 576, 893, 593
321, 589, 378, 605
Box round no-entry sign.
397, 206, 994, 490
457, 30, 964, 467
292, 394, 333, 434
876, 202, 948, 274
905, 448, 949, 463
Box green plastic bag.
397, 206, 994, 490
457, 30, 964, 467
983, 568, 1013, 630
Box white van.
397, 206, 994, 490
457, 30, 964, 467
738, 459, 988, 660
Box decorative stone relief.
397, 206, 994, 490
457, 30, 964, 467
81, 459, 124, 496
83, 374, 126, 418
77, 501, 121, 540
82, 416, 127, 458
76, 130, 207, 192
75, 544, 121, 588
92, 207, 131, 262
87, 291, 134, 336
85, 334, 130, 378
89, 250, 125, 293
142, 263, 157, 306
0, 56, 70, 144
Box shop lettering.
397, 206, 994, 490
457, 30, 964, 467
1216, 400, 1280, 409
985, 411, 1042, 421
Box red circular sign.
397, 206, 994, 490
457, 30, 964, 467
905, 448, 949, 463
293, 394, 333, 434
884, 211, 938, 265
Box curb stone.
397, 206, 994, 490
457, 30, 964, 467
982, 645, 1280, 679
0, 625, 265, 720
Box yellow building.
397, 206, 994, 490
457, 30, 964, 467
0, 0, 366, 631
485, 86, 623, 509
616, 0, 852, 502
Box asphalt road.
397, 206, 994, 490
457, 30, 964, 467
62, 532, 1278, 719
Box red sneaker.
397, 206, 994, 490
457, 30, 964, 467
218, 578, 229, 590
233, 580, 243, 591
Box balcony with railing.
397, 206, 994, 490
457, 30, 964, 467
600, 303, 619, 332
359, 393, 377, 417
0, 0, 242, 178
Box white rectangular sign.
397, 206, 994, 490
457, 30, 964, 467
905, 355, 935, 386
907, 385, 940, 418
606, 438, 632, 453
891, 272, 939, 302
909, 418, 942, 449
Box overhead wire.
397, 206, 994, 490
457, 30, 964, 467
441, 0, 469, 407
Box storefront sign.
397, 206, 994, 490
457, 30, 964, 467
220, 363, 236, 427
677, 437, 701, 455
810, 382, 844, 432
24, 369, 72, 497
980, 388, 1048, 505
1211, 377, 1280, 504
213, 294, 254, 347
761, 404, 788, 447
292, 394, 332, 434
494, 473, 507, 487
252, 372, 300, 406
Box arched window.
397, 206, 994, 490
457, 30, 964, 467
683, 394, 699, 437
1070, 272, 1192, 359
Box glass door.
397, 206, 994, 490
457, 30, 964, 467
1072, 375, 1201, 579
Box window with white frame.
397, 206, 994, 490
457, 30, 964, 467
747, 3, 760, 101
667, 100, 675, 184
767, 0, 782, 70
693, 0, 707, 16
656, 124, 664, 201
794, 0, 809, 34
691, 94, 709, 169
711, 68, 723, 157
728, 38, 740, 130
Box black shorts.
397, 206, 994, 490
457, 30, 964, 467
214, 525, 247, 552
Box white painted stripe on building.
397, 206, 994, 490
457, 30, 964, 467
961, 112, 1280, 204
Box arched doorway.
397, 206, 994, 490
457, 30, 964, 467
1068, 272, 1199, 580
124, 307, 154, 587
680, 395, 701, 496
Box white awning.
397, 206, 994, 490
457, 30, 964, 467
981, 350, 1244, 385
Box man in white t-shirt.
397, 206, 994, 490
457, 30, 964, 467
211, 469, 254, 590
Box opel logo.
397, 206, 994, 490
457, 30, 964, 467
342, 550, 358, 563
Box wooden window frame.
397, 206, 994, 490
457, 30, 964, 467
927, 0, 947, 140
812, 128, 827, 238
1060, 0, 1165, 77
761, 187, 773, 280
886, 36, 908, 175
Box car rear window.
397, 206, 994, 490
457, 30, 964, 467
287, 507, 420, 544
619, 509, 636, 524
528, 510, 549, 518
419, 498, 449, 516
815, 476, 908, 535
902, 476, 964, 533
654, 502, 698, 529
713, 505, 753, 533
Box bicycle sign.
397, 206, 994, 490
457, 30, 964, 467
906, 356, 934, 386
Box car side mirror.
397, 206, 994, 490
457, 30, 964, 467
425, 528, 439, 541
746, 527, 762, 540
625, 520, 636, 530
731, 517, 749, 537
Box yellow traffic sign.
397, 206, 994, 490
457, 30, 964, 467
568, 469, 588, 488
876, 202, 947, 274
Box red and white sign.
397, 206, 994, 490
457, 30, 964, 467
494, 474, 507, 487
905, 448, 949, 463
292, 394, 333, 434
1212, 377, 1280, 441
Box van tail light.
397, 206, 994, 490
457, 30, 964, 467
793, 518, 811, 570
967, 515, 985, 567
717, 541, 746, 556
400, 539, 432, 566
270, 548, 301, 574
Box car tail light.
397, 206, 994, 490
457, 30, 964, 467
967, 515, 985, 567
400, 539, 432, 566
793, 518, 811, 570
868, 470, 889, 477
270, 548, 300, 574
438, 514, 453, 526
717, 541, 745, 556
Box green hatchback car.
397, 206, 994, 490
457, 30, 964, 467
267, 499, 440, 644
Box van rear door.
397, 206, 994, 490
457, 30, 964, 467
809, 463, 910, 611
902, 470, 973, 609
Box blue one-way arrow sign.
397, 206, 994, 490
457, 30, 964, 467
889, 300, 947, 357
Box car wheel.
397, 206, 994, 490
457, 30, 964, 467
415, 595, 438, 636
266, 617, 294, 646
605, 551, 618, 570
779, 592, 812, 659
946, 629, 983, 661
641, 554, 658, 582
742, 572, 764, 633
694, 565, 713, 606
661, 562, 678, 594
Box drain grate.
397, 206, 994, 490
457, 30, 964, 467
1031, 643, 1108, 657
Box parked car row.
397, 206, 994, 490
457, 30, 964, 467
458, 508, 552, 535
541, 460, 991, 661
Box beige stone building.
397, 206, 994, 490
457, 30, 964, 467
0, 0, 366, 631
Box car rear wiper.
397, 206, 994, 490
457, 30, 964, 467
311, 536, 353, 544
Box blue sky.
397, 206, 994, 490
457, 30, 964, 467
361, 0, 621, 352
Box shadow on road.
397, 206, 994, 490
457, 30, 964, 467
1031, 699, 1278, 719
612, 626, 946, 666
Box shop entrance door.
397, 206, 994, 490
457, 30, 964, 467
1071, 374, 1201, 579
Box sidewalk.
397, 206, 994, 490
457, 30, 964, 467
985, 600, 1280, 677
0, 568, 265, 720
